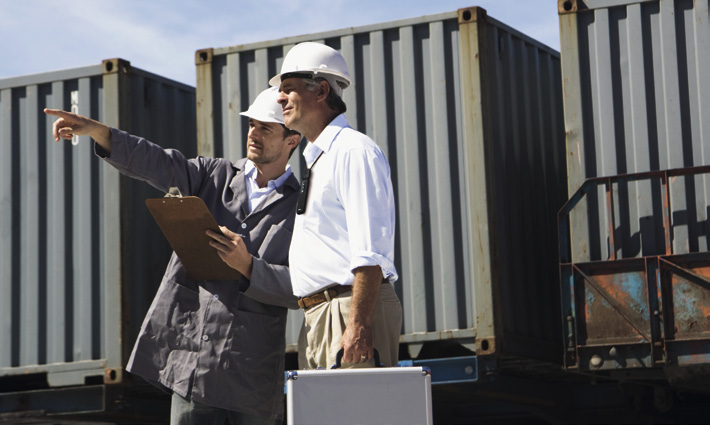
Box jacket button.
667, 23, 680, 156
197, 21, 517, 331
202, 335, 209, 341
241, 223, 247, 229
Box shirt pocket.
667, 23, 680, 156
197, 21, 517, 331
256, 224, 292, 265
227, 310, 285, 374
142, 279, 200, 350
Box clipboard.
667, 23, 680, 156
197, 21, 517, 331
145, 196, 242, 281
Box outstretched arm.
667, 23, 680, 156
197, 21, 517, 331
44, 108, 112, 153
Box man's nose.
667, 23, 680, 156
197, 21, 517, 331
248, 127, 259, 139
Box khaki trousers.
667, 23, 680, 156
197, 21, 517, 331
298, 283, 403, 369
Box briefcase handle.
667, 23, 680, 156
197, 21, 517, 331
332, 348, 382, 369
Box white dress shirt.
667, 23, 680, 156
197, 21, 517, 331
244, 159, 292, 213
289, 114, 398, 297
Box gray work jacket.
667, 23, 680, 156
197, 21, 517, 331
99, 129, 299, 420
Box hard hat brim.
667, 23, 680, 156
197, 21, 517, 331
239, 87, 285, 124
269, 69, 351, 89
238, 111, 283, 124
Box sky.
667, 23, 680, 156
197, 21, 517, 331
1, 0, 561, 87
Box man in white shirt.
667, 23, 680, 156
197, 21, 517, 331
270, 42, 403, 369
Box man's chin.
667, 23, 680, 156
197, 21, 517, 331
248, 154, 270, 165
247, 148, 262, 159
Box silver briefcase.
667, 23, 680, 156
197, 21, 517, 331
286, 351, 433, 425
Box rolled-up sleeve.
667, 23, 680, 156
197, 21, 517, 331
337, 147, 398, 282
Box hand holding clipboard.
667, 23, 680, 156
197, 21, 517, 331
145, 196, 242, 281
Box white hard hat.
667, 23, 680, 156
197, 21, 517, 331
269, 42, 352, 97
239, 87, 284, 124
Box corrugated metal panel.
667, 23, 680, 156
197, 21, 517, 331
464, 8, 568, 360
196, 7, 567, 361
0, 60, 196, 387
559, 0, 710, 262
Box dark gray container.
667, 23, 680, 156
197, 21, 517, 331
0, 59, 196, 419
195, 7, 567, 362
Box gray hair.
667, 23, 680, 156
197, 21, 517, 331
304, 77, 347, 115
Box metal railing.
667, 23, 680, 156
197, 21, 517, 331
558, 165, 710, 263
558, 165, 710, 371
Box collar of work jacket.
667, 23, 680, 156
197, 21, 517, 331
229, 158, 299, 222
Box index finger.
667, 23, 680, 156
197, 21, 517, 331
205, 229, 224, 241
43, 108, 70, 118
218, 225, 240, 239
44, 108, 72, 141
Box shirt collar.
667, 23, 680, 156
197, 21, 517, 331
244, 159, 293, 189
303, 114, 349, 167
244, 159, 257, 178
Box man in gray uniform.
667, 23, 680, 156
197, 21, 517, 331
45, 87, 301, 425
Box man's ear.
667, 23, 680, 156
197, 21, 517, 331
316, 80, 330, 101
286, 133, 301, 149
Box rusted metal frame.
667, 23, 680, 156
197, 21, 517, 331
654, 255, 710, 364
571, 264, 651, 342
559, 263, 577, 356
564, 263, 581, 368
559, 165, 710, 367
645, 257, 666, 365
661, 172, 673, 255
558, 214, 572, 264
561, 165, 710, 218
581, 165, 710, 184
658, 257, 710, 289
605, 178, 616, 260
651, 256, 664, 338
657, 257, 675, 364
558, 179, 595, 265
566, 312, 576, 353
558, 179, 593, 221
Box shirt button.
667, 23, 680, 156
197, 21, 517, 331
241, 223, 247, 229
213, 294, 219, 300
202, 335, 209, 341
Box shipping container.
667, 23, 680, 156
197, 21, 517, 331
194, 6, 567, 364
558, 0, 710, 262
557, 0, 710, 390
0, 59, 196, 421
